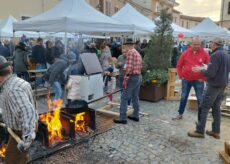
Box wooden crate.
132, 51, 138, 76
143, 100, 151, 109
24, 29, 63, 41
188, 95, 198, 110
168, 68, 177, 82
220, 151, 230, 164
166, 68, 181, 101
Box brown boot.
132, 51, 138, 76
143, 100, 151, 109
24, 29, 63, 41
187, 130, 205, 138
206, 130, 220, 139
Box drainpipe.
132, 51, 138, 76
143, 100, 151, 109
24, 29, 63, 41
221, 0, 224, 27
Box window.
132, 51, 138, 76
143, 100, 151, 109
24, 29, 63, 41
181, 20, 184, 27
174, 17, 177, 23
21, 16, 30, 20
114, 7, 119, 13
228, 2, 230, 14
156, 2, 161, 12
105, 1, 112, 16
99, 0, 104, 12
186, 21, 189, 28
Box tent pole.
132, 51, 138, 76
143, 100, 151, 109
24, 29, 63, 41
13, 30, 16, 52
64, 31, 67, 54
132, 32, 134, 42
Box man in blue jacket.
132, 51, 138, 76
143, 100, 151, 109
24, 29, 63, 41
188, 38, 230, 139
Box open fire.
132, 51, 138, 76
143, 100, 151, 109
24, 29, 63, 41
0, 144, 7, 158
39, 98, 91, 146
73, 112, 87, 133
39, 99, 64, 145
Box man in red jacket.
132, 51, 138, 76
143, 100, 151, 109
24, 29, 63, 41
172, 37, 210, 120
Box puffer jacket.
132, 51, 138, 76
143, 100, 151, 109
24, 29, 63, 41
66, 75, 81, 100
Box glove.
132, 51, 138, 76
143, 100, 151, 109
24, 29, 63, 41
17, 133, 35, 152
122, 76, 129, 89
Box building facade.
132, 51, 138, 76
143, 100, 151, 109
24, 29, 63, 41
0, 0, 204, 30
0, 0, 59, 20
219, 0, 230, 29
179, 15, 204, 29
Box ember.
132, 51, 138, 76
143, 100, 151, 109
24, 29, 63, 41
0, 144, 7, 158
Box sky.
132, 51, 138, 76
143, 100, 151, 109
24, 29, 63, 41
175, 0, 221, 21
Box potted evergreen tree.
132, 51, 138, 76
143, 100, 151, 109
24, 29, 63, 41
139, 9, 174, 102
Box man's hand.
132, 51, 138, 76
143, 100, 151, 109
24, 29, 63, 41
192, 66, 202, 72
17, 133, 36, 152
122, 76, 129, 89
17, 139, 32, 152
202, 63, 208, 70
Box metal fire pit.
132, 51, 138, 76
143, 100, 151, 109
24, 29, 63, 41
62, 107, 96, 131
0, 107, 97, 162
37, 111, 75, 148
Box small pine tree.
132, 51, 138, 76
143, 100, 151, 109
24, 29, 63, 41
142, 9, 174, 84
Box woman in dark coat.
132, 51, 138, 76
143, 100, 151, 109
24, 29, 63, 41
13, 42, 30, 81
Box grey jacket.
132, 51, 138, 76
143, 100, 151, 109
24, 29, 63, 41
48, 57, 68, 85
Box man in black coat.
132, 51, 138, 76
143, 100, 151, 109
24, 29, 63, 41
188, 38, 230, 139
32, 38, 46, 85
32, 38, 46, 67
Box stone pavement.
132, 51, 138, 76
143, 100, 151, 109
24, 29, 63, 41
33, 96, 230, 164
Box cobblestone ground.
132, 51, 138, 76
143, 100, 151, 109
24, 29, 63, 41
32, 95, 230, 164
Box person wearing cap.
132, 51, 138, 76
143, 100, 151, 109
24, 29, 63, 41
188, 38, 230, 139
114, 39, 142, 124
172, 37, 210, 121
0, 56, 38, 163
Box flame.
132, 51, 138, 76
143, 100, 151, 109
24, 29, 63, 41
74, 112, 87, 133
0, 144, 7, 158
40, 98, 64, 145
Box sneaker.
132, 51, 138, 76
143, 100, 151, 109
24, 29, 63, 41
206, 130, 220, 139
187, 130, 205, 138
172, 114, 183, 120
127, 116, 139, 122
113, 119, 127, 124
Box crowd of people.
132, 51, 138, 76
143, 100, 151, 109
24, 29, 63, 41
1, 35, 230, 163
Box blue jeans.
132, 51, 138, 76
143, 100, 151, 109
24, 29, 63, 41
119, 75, 142, 120
118, 76, 131, 105
178, 80, 204, 118
53, 81, 62, 100
35, 63, 46, 86
196, 85, 225, 133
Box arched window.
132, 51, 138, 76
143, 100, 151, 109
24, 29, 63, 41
228, 2, 230, 14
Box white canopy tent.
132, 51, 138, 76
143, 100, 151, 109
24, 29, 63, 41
0, 15, 17, 37
0, 15, 47, 38
190, 17, 230, 37
171, 23, 196, 37
111, 4, 155, 33
13, 0, 136, 34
